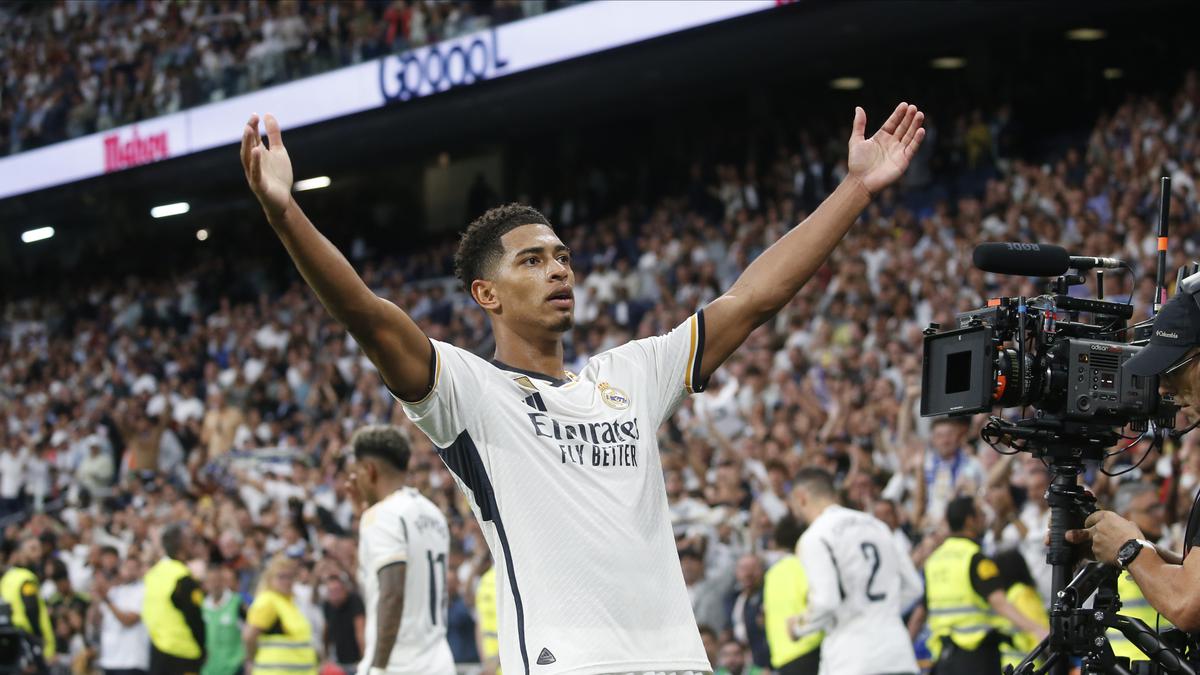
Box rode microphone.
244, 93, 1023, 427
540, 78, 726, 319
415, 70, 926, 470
973, 242, 1124, 276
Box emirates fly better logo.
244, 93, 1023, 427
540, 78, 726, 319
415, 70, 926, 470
103, 127, 170, 173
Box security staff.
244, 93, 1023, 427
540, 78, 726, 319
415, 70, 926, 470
1067, 292, 1200, 631
924, 497, 1047, 674
1104, 482, 1171, 661
243, 555, 317, 675
475, 563, 500, 675
0, 536, 55, 666
144, 523, 206, 674
993, 550, 1048, 671
761, 516, 821, 675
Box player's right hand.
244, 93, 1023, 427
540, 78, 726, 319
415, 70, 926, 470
240, 113, 293, 219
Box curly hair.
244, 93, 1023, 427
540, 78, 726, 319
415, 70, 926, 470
453, 203, 552, 291
351, 424, 412, 472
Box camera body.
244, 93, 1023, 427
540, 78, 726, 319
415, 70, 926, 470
920, 294, 1176, 436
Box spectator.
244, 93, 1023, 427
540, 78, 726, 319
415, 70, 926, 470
681, 547, 730, 633
729, 554, 770, 670
714, 638, 767, 675
92, 556, 150, 675
201, 566, 245, 675
319, 572, 364, 674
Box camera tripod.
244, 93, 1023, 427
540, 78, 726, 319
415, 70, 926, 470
994, 422, 1195, 674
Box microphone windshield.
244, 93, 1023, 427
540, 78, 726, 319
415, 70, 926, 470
972, 242, 1070, 276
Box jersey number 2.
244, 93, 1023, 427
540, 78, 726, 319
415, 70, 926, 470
427, 550, 447, 625
860, 542, 885, 602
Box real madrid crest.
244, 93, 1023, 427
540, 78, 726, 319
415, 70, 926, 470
598, 381, 631, 410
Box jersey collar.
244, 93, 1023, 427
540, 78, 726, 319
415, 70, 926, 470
490, 359, 576, 387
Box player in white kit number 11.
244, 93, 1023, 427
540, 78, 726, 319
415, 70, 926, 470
350, 425, 455, 675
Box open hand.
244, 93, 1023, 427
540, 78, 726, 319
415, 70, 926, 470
848, 102, 926, 196
240, 113, 293, 218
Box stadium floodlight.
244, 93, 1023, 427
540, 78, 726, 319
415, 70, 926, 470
1104, 68, 1124, 80
293, 176, 332, 192
196, 229, 209, 241
1066, 27, 1106, 41
930, 57, 966, 70
21, 227, 55, 243
150, 202, 190, 218
829, 77, 863, 91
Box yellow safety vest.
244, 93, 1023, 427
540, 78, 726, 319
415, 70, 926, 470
0, 566, 56, 658
1108, 570, 1172, 661
143, 558, 204, 659
247, 590, 317, 675
924, 537, 1008, 657
999, 582, 1048, 670
762, 556, 823, 668
476, 566, 500, 673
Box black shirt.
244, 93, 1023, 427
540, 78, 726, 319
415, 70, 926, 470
322, 593, 365, 665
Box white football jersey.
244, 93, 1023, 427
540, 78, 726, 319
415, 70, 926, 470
399, 313, 711, 675
357, 487, 455, 675
797, 505, 921, 675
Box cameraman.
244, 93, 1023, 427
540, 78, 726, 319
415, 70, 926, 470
1066, 292, 1200, 630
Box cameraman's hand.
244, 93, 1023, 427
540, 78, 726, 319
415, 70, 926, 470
1065, 510, 1144, 566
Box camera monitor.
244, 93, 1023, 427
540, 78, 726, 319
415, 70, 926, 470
921, 324, 994, 417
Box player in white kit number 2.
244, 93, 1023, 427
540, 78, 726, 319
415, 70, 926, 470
787, 468, 922, 675
240, 101, 925, 674
350, 425, 455, 675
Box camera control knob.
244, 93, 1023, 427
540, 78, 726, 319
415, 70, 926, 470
1077, 396, 1091, 411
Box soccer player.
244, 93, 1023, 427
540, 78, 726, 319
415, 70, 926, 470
240, 101, 924, 674
786, 468, 923, 675
350, 425, 455, 675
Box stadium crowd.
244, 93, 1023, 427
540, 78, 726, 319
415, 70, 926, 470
0, 0, 572, 157
3, 24, 1200, 671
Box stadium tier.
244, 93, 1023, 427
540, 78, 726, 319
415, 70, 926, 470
3, 2, 1200, 675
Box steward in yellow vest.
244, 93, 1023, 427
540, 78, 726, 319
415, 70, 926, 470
0, 537, 55, 665
992, 550, 1049, 671
761, 516, 822, 675
243, 556, 317, 675
924, 497, 1047, 675
475, 565, 501, 675
144, 524, 206, 675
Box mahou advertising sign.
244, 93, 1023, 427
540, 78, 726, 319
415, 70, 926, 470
103, 127, 171, 173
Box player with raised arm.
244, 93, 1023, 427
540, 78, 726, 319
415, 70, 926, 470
786, 468, 924, 675
241, 101, 924, 675
349, 425, 454, 675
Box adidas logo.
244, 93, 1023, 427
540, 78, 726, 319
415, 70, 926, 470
536, 647, 556, 665
524, 392, 547, 411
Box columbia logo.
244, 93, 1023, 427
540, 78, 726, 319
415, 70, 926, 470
1157, 330, 1181, 339
536, 647, 556, 665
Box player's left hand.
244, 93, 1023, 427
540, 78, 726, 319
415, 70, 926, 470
847, 102, 926, 196
1067, 510, 1144, 566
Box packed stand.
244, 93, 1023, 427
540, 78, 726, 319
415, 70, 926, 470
0, 0, 576, 157
4, 71, 1200, 674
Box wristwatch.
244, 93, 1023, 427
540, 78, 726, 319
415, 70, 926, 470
1116, 538, 1155, 568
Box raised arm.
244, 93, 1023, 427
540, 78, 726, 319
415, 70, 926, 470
700, 103, 925, 380
240, 113, 433, 401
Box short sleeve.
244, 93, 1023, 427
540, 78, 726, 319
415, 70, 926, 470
360, 505, 408, 575
603, 311, 707, 426
968, 552, 1006, 598
246, 595, 278, 631
395, 339, 489, 447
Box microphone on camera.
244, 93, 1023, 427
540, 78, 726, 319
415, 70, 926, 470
972, 242, 1125, 276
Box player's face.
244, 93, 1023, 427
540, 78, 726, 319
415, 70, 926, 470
491, 224, 575, 334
